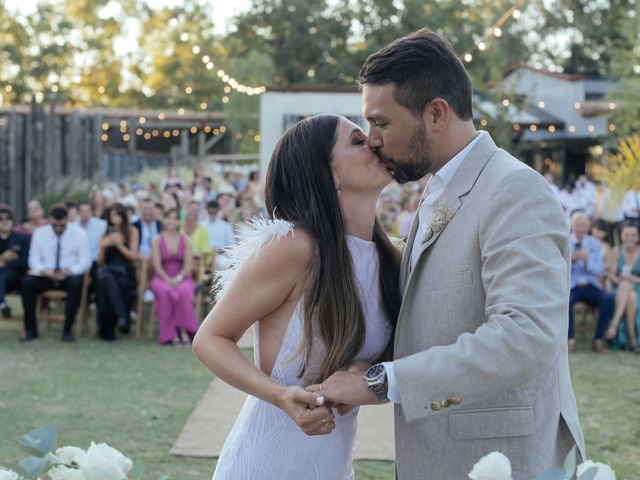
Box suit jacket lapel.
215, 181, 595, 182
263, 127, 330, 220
402, 133, 498, 292
400, 207, 421, 294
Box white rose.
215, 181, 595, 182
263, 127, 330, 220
48, 466, 86, 480
54, 446, 86, 466
468, 451, 513, 480
77, 442, 133, 480
577, 460, 616, 480
0, 468, 20, 480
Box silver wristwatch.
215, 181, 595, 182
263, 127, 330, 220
363, 363, 389, 402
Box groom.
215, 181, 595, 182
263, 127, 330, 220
310, 29, 585, 478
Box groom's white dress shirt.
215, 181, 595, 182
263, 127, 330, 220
383, 131, 486, 403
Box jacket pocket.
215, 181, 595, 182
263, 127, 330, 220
448, 406, 535, 440
421, 269, 473, 292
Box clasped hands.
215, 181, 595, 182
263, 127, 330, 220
282, 361, 382, 437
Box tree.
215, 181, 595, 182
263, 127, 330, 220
227, 0, 354, 86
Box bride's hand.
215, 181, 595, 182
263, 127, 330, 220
276, 386, 335, 436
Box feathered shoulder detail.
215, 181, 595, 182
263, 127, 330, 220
213, 217, 295, 298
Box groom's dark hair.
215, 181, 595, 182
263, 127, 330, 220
357, 28, 473, 121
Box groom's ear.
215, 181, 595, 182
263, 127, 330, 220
425, 98, 450, 134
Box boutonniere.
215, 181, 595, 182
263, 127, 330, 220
422, 201, 454, 244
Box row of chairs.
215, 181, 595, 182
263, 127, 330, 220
6, 255, 215, 339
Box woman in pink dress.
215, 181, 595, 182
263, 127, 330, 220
150, 208, 200, 345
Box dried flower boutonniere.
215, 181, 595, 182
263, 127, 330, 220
422, 201, 454, 244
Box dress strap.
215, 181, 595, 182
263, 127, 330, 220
213, 217, 295, 299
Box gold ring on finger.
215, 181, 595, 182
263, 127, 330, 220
321, 417, 327, 425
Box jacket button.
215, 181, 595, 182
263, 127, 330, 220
441, 399, 451, 408
451, 395, 461, 405
430, 401, 442, 411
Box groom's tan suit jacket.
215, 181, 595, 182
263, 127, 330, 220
393, 133, 585, 479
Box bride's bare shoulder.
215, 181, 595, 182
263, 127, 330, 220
261, 226, 315, 271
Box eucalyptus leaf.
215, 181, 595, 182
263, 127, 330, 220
19, 424, 57, 455
536, 467, 569, 480
132, 462, 144, 479
17, 455, 50, 479
563, 446, 577, 477
155, 475, 168, 480
577, 466, 599, 480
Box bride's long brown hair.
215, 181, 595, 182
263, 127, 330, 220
265, 114, 401, 383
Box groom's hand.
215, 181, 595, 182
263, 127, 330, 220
277, 386, 335, 436
306, 370, 382, 411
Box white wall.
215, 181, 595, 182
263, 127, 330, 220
259, 91, 364, 175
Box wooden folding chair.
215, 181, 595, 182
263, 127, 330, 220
573, 302, 597, 339
38, 271, 90, 336
133, 257, 150, 338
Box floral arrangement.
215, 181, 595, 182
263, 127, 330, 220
0, 425, 160, 480
469, 448, 615, 480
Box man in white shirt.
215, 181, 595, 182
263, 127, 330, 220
622, 188, 640, 222
21, 205, 91, 342
75, 201, 107, 263
132, 198, 162, 257
201, 200, 235, 271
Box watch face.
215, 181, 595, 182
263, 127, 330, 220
365, 364, 385, 381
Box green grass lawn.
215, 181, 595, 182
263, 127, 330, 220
1, 318, 638, 479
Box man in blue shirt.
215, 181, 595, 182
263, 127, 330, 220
132, 198, 162, 257
568, 211, 614, 353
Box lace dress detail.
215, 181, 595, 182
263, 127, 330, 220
212, 222, 391, 480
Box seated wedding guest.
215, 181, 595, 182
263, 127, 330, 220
14, 199, 48, 238
90, 188, 107, 220
605, 221, 640, 353
21, 205, 91, 342
75, 201, 107, 301
153, 202, 164, 221
544, 172, 560, 196
590, 219, 613, 273
558, 182, 582, 220
182, 201, 210, 260
622, 188, 640, 223
75, 201, 107, 264
150, 208, 200, 345
575, 174, 596, 218
159, 165, 184, 193
64, 202, 78, 224
96, 203, 139, 340
132, 198, 162, 257
202, 200, 234, 251
202, 176, 217, 203
568, 211, 614, 353
0, 205, 29, 318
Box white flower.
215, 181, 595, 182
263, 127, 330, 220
468, 451, 513, 480
0, 468, 20, 480
577, 460, 616, 480
53, 446, 86, 466
48, 466, 86, 480
77, 442, 133, 480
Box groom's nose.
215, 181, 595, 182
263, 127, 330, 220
368, 129, 383, 149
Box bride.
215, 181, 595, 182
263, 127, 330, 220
192, 114, 401, 479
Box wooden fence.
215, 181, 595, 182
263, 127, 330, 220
0, 100, 102, 220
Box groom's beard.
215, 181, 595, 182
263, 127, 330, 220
375, 127, 432, 184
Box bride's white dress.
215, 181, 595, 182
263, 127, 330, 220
212, 222, 391, 480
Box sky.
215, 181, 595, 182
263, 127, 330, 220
4, 0, 252, 35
